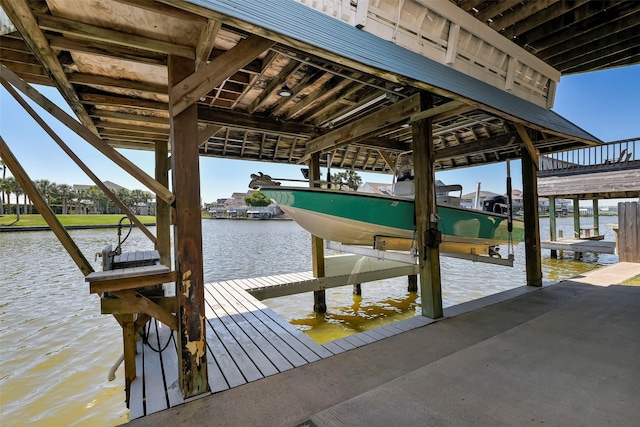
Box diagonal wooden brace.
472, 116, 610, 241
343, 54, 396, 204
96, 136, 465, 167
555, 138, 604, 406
111, 289, 178, 331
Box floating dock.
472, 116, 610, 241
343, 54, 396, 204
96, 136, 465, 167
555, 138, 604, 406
540, 238, 616, 256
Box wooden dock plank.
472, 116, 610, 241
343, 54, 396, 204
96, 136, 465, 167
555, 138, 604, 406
202, 319, 246, 389
206, 284, 295, 373
206, 291, 280, 378
141, 322, 170, 415
204, 302, 264, 383
222, 280, 329, 362
130, 339, 145, 419
214, 282, 311, 367
331, 337, 357, 351
321, 341, 344, 354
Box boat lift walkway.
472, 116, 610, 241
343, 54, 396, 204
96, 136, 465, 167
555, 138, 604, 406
128, 255, 427, 419
127, 262, 640, 426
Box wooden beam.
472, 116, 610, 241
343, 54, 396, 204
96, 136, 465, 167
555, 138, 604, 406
197, 105, 316, 136
35, 12, 194, 58
90, 110, 169, 126
302, 93, 421, 162
79, 93, 168, 112
1, 65, 175, 205
247, 57, 301, 114
1, 0, 98, 133
47, 35, 167, 66
351, 137, 410, 152
377, 149, 396, 171
69, 73, 167, 95
198, 125, 222, 145
0, 135, 94, 276
171, 35, 274, 116
195, 19, 221, 69
516, 123, 539, 169
101, 295, 176, 314
169, 54, 209, 398
410, 100, 465, 123
412, 91, 442, 319
1, 79, 157, 244
88, 271, 177, 294
521, 146, 542, 287
111, 290, 178, 331
436, 132, 519, 161
114, 313, 135, 406
156, 140, 172, 268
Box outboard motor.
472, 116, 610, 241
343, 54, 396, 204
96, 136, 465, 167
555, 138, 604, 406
483, 195, 508, 214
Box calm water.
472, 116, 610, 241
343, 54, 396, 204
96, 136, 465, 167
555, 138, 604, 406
0, 215, 619, 426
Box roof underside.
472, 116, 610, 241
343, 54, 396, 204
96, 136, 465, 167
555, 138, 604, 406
2, 0, 629, 177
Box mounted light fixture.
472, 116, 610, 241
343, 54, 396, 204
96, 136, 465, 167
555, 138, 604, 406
277, 84, 293, 97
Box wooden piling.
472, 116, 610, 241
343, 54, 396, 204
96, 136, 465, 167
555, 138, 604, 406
412, 91, 443, 318
573, 197, 580, 238
520, 135, 542, 287
407, 274, 418, 292
309, 152, 326, 313
618, 202, 639, 262
593, 199, 599, 236
155, 141, 171, 268
168, 55, 208, 397
549, 195, 557, 258
353, 283, 362, 296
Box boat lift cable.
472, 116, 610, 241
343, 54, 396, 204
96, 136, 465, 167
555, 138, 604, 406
114, 216, 133, 256
140, 318, 174, 353
506, 160, 514, 259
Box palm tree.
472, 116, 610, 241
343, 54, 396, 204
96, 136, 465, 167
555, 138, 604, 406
56, 183, 74, 214
130, 189, 150, 214
0, 177, 8, 215
4, 177, 21, 220
34, 179, 53, 205
0, 159, 6, 213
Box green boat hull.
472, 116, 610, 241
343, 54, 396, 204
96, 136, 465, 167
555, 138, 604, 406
261, 187, 524, 246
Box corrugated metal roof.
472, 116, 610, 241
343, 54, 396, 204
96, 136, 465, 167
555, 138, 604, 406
185, 0, 601, 144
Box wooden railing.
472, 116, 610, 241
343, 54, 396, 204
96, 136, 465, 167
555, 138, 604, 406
538, 138, 639, 176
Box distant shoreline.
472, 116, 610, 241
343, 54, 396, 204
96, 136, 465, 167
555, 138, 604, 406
0, 223, 156, 232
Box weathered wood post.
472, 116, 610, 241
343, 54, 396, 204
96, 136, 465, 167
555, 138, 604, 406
407, 274, 418, 292
353, 283, 362, 296
618, 201, 639, 262
518, 125, 542, 287
593, 199, 599, 236
168, 55, 208, 397
155, 141, 171, 268
549, 195, 557, 258
573, 197, 580, 237
412, 91, 442, 318
309, 152, 327, 313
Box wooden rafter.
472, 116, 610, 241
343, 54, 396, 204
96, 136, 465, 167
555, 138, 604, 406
1, 0, 98, 134
35, 13, 194, 58
197, 105, 316, 136
302, 93, 420, 162
47, 35, 167, 65
195, 19, 221, 69
247, 57, 301, 114
171, 35, 275, 116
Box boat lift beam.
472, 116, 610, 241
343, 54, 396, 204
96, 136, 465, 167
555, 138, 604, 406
327, 241, 515, 267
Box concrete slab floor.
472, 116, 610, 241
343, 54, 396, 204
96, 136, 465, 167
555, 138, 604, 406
126, 263, 640, 427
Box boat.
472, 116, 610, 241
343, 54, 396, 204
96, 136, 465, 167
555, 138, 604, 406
249, 156, 524, 257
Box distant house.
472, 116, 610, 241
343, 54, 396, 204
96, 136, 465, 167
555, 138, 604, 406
461, 190, 500, 209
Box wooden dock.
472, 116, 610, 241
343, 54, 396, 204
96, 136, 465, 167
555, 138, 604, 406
540, 238, 616, 255
128, 267, 431, 419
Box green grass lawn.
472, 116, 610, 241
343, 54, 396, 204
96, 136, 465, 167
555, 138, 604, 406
622, 274, 640, 286
0, 214, 156, 227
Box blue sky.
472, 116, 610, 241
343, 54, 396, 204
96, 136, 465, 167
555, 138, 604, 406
1, 65, 638, 205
